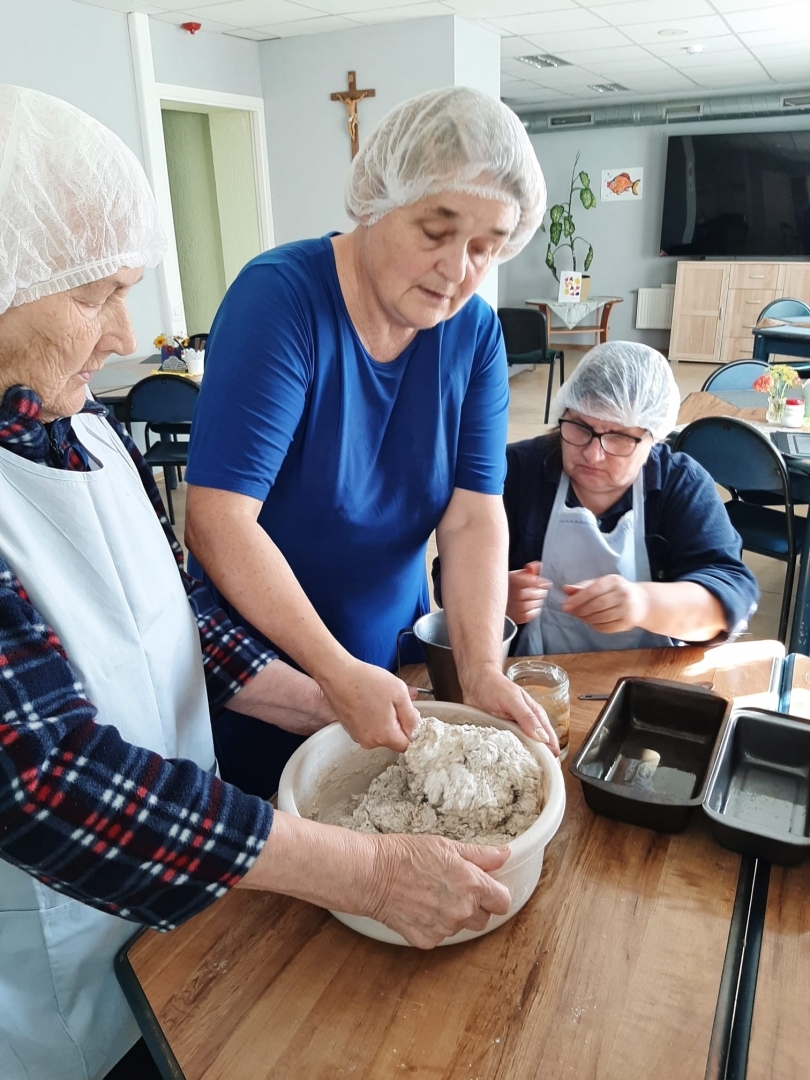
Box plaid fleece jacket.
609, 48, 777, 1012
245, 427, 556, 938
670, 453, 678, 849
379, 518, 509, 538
0, 389, 274, 930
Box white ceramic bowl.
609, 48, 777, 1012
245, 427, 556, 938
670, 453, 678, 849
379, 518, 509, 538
277, 701, 566, 946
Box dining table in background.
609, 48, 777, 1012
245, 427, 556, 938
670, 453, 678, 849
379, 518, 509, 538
751, 316, 810, 368
678, 389, 810, 654
524, 296, 622, 349
116, 642, 783, 1080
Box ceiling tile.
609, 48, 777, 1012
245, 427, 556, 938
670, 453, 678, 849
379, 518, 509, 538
676, 46, 759, 67
493, 8, 610, 35
645, 34, 747, 56
549, 44, 654, 63
72, 0, 166, 11
619, 69, 701, 90
597, 0, 715, 26
621, 15, 735, 45
445, 0, 569, 15
180, 0, 329, 25
225, 25, 280, 36
499, 34, 546, 57
255, 13, 360, 32
346, 2, 455, 22
525, 65, 605, 87
152, 10, 241, 30
689, 65, 775, 88
522, 27, 634, 52
312, 0, 437, 11
709, 0, 775, 10
739, 26, 810, 47
725, 3, 810, 34
584, 56, 674, 75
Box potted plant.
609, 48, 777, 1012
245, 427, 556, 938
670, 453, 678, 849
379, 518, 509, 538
543, 152, 597, 289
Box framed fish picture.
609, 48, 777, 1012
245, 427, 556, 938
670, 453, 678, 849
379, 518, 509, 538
602, 167, 643, 201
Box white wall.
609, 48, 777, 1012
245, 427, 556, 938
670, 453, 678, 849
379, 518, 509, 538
150, 20, 263, 99
259, 17, 456, 247
0, 0, 266, 359
500, 112, 810, 350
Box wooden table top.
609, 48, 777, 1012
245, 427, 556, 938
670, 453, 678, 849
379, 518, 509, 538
678, 390, 767, 427
122, 643, 783, 1080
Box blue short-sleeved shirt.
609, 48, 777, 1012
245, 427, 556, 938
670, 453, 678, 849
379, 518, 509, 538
185, 236, 509, 670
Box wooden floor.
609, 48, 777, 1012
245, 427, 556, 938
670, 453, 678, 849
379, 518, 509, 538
163, 349, 783, 643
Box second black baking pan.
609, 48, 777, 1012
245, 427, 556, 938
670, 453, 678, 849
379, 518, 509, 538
569, 678, 730, 832
702, 708, 810, 866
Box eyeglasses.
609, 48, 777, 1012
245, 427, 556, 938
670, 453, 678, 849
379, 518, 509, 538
558, 418, 647, 458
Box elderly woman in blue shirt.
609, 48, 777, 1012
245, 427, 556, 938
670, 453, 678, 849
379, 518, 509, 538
184, 88, 558, 796
436, 343, 759, 654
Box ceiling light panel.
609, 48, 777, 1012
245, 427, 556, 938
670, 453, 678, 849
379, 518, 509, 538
516, 54, 572, 69
586, 82, 630, 93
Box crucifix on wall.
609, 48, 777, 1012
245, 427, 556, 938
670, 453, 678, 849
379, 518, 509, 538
330, 71, 376, 160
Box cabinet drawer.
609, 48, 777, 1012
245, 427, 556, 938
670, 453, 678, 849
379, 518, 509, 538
721, 336, 755, 363
726, 288, 776, 319
729, 264, 781, 290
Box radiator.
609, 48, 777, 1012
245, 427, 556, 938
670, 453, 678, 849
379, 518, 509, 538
636, 287, 675, 330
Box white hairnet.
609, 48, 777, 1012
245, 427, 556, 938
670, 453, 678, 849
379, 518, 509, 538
549, 342, 681, 440
345, 87, 546, 262
0, 85, 166, 315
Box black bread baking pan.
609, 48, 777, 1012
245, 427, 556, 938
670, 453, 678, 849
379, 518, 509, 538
569, 678, 730, 833
702, 708, 810, 866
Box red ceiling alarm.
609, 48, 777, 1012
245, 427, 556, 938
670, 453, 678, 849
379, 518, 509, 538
181, 22, 202, 34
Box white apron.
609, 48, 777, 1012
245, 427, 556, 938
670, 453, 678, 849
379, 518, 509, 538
0, 413, 215, 1080
517, 470, 672, 655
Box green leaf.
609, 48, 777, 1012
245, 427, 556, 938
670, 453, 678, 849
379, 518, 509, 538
545, 244, 555, 270
550, 220, 562, 244
563, 213, 575, 238
584, 245, 594, 271
580, 187, 596, 210
550, 204, 564, 223
579, 171, 591, 189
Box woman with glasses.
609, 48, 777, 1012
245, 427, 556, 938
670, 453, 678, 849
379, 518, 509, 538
438, 342, 758, 655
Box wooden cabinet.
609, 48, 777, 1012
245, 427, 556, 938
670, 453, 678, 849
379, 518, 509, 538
670, 260, 810, 363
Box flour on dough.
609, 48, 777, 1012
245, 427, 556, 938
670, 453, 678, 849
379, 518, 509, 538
328, 717, 544, 845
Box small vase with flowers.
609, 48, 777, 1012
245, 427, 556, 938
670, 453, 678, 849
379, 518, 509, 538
753, 365, 801, 425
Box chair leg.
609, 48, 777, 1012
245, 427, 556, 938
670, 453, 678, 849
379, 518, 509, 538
779, 555, 797, 644
559, 354, 565, 385
162, 466, 175, 526
544, 359, 555, 424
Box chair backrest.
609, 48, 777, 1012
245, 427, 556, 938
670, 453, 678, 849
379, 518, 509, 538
701, 359, 770, 392
673, 416, 792, 501
497, 308, 548, 360
757, 297, 810, 323
124, 374, 201, 431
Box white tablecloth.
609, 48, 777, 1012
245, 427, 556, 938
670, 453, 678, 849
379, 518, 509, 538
526, 296, 620, 329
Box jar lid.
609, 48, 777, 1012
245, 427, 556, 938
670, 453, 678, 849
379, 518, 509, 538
787, 399, 803, 405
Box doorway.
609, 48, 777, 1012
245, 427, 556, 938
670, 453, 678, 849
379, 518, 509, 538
161, 103, 264, 334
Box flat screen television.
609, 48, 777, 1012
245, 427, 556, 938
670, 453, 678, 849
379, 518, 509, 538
659, 130, 810, 258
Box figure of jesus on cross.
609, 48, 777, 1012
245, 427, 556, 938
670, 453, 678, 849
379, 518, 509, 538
331, 71, 376, 159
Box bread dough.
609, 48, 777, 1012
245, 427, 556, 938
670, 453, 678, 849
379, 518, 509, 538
328, 717, 544, 845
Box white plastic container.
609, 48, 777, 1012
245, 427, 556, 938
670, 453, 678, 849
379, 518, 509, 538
803, 380, 810, 420
784, 399, 804, 428
277, 701, 566, 947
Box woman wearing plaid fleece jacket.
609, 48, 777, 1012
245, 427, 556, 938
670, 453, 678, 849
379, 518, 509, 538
0, 86, 510, 1080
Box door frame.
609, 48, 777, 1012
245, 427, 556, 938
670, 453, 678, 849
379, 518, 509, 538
128, 12, 274, 336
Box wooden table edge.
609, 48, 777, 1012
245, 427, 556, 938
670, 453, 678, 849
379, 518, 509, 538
116, 928, 185, 1080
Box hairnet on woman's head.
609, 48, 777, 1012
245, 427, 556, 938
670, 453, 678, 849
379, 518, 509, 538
0, 85, 166, 315
549, 341, 681, 440
345, 87, 546, 262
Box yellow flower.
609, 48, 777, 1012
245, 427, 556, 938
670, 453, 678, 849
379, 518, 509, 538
153, 334, 168, 348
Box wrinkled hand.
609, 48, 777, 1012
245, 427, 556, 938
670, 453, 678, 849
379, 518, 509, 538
367, 833, 511, 948
320, 658, 419, 752
506, 561, 553, 626
461, 665, 559, 753
561, 575, 649, 633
